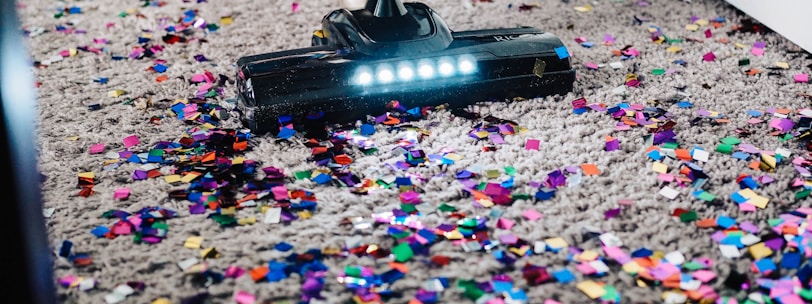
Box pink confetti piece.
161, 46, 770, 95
113, 188, 130, 200
89, 143, 105, 154
704, 28, 712, 38
584, 62, 599, 70
702, 51, 716, 61
692, 269, 717, 282
225, 266, 246, 278
617, 199, 634, 206
796, 73, 809, 83
523, 208, 542, 221
603, 34, 615, 44
122, 134, 139, 149
291, 2, 300, 13
234, 290, 256, 304
738, 202, 756, 212
525, 138, 540, 150
496, 218, 515, 230
751, 47, 764, 56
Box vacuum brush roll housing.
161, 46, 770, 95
235, 0, 576, 134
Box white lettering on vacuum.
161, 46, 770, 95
493, 34, 543, 41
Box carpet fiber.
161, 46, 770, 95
19, 0, 812, 303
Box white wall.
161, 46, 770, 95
725, 0, 812, 53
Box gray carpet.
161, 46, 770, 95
19, 0, 812, 303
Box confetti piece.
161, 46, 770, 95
522, 208, 542, 221
89, 143, 105, 154
702, 52, 716, 62
659, 186, 679, 199
525, 138, 540, 150
796, 74, 809, 83
581, 163, 600, 176
107, 89, 126, 97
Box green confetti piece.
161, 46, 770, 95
504, 166, 517, 176
400, 204, 417, 213
767, 218, 784, 227
294, 170, 311, 180
133, 232, 142, 243
457, 279, 486, 301
152, 222, 168, 230
796, 189, 811, 200
205, 90, 218, 98
392, 242, 414, 262
696, 191, 716, 202
651, 68, 665, 75
437, 203, 457, 212
682, 261, 706, 271
667, 38, 682, 44
800, 288, 812, 300
211, 214, 237, 226
512, 193, 532, 201
679, 210, 697, 222
781, 133, 793, 141
118, 11, 129, 17
720, 136, 740, 145
739, 58, 750, 66
662, 142, 679, 149
206, 24, 220, 31
715, 144, 733, 154
344, 265, 361, 277
361, 148, 378, 155
601, 286, 619, 301
459, 218, 478, 229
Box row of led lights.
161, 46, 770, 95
355, 55, 477, 86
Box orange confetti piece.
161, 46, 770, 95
383, 116, 400, 125
146, 169, 162, 178
782, 225, 799, 235
749, 160, 761, 170
249, 266, 269, 282
581, 163, 600, 176
695, 218, 717, 228
388, 262, 409, 274
333, 154, 352, 165
233, 141, 248, 151
201, 151, 216, 163
155, 75, 169, 82
674, 149, 692, 161
311, 146, 328, 155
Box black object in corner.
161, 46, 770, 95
0, 0, 57, 302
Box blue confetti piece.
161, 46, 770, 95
90, 226, 110, 237
153, 64, 167, 73
719, 236, 744, 248
359, 124, 375, 136
730, 192, 748, 204
492, 280, 513, 293
754, 258, 776, 273
266, 269, 287, 282
782, 251, 802, 269
277, 127, 296, 139
716, 215, 736, 228
94, 77, 108, 84
580, 41, 594, 48
647, 150, 663, 161
677, 101, 693, 108
554, 46, 569, 59
58, 240, 73, 257
69, 6, 81, 14
747, 110, 762, 117
573, 107, 588, 115
738, 176, 758, 189
312, 173, 332, 184
631, 247, 652, 258
534, 188, 556, 201
552, 269, 575, 283
507, 289, 528, 301
731, 152, 750, 160
274, 242, 294, 252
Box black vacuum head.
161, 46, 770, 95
234, 0, 576, 134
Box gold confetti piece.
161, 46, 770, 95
577, 280, 606, 299
694, 19, 709, 26
775, 61, 790, 69
220, 16, 233, 25
238, 217, 257, 225
78, 172, 94, 179
574, 5, 592, 12
107, 89, 126, 97
685, 24, 699, 31
748, 242, 773, 259
164, 174, 182, 183
544, 237, 568, 249
184, 236, 204, 249
666, 46, 682, 53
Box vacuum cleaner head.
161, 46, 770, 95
235, 0, 575, 134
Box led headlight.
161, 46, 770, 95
376, 64, 395, 83
356, 66, 373, 85
397, 62, 414, 81
437, 57, 455, 77
417, 60, 434, 79
458, 55, 476, 74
